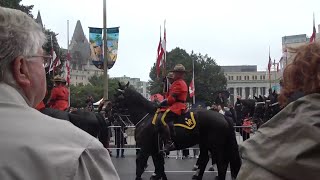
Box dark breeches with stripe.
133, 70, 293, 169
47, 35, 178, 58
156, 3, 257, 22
156, 110, 178, 140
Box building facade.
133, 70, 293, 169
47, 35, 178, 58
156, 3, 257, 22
222, 65, 278, 104
113, 75, 150, 100
279, 25, 320, 79
68, 20, 104, 86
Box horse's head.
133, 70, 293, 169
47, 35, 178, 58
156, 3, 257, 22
240, 99, 256, 118
112, 81, 130, 113
264, 93, 281, 121
252, 95, 266, 127
113, 81, 157, 114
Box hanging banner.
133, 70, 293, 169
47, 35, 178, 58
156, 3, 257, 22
89, 27, 103, 69
106, 27, 119, 69
89, 27, 119, 69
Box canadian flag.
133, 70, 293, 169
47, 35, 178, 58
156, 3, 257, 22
268, 55, 272, 73
156, 36, 163, 77
155, 22, 166, 77
310, 14, 316, 43
189, 78, 195, 98
48, 50, 61, 73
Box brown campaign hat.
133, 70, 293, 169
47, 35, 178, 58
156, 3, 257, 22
169, 64, 187, 73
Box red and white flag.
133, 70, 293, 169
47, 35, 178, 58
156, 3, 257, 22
155, 22, 167, 78
48, 49, 61, 73
310, 13, 316, 43
268, 54, 272, 73
189, 78, 195, 98
156, 35, 163, 77
162, 22, 166, 70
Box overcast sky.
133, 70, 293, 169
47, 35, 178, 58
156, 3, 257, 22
23, 0, 320, 81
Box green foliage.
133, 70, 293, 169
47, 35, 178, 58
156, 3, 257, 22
70, 75, 119, 108
0, 0, 34, 17
149, 48, 227, 104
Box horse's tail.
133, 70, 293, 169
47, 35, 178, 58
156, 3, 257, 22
224, 116, 242, 179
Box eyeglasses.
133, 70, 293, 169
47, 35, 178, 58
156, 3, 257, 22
26, 55, 52, 68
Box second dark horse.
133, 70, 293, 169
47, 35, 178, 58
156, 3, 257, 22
111, 83, 241, 180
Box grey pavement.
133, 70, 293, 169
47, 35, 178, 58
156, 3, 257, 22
111, 149, 233, 180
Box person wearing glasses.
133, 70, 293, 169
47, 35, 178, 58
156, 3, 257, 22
0, 7, 119, 180
47, 76, 69, 111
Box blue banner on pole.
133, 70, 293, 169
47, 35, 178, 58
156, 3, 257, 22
89, 27, 119, 69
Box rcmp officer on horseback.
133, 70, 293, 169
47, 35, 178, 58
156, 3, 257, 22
47, 75, 69, 111
157, 64, 188, 153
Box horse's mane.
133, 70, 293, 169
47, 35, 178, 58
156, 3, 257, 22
124, 87, 157, 113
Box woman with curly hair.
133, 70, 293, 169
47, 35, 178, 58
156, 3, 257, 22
237, 42, 320, 180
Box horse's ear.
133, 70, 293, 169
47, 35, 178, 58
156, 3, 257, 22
273, 89, 276, 95
118, 81, 122, 88
254, 96, 258, 100
125, 81, 130, 88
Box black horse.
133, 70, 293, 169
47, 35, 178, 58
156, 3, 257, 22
112, 83, 241, 180
40, 107, 110, 147
250, 92, 281, 128
263, 93, 281, 121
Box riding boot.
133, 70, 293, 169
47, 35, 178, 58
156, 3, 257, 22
161, 125, 176, 154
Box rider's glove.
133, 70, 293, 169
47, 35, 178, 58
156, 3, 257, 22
159, 99, 168, 107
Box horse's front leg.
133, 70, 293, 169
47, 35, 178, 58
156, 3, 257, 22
136, 148, 150, 180
192, 144, 209, 180
150, 152, 167, 180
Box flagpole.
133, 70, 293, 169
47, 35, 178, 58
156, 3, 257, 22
163, 20, 166, 77
67, 20, 70, 108
51, 35, 55, 78
268, 46, 271, 89
192, 56, 195, 105
274, 59, 276, 88
314, 13, 316, 40
103, 0, 109, 100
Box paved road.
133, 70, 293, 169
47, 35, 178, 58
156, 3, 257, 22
111, 150, 233, 180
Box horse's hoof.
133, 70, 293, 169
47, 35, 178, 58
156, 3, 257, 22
208, 166, 215, 171
162, 175, 168, 180
150, 174, 161, 180
192, 175, 202, 180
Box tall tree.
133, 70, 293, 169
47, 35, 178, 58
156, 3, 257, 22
70, 75, 119, 108
149, 48, 227, 104
0, 0, 34, 17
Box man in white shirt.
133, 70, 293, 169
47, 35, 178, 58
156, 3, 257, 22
0, 7, 119, 180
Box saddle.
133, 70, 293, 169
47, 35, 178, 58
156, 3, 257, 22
151, 109, 197, 130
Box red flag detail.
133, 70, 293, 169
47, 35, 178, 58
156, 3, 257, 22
268, 55, 272, 73
156, 36, 163, 77
162, 24, 166, 70
310, 14, 316, 43
189, 78, 195, 98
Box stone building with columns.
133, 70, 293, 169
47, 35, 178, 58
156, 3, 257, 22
221, 65, 278, 104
